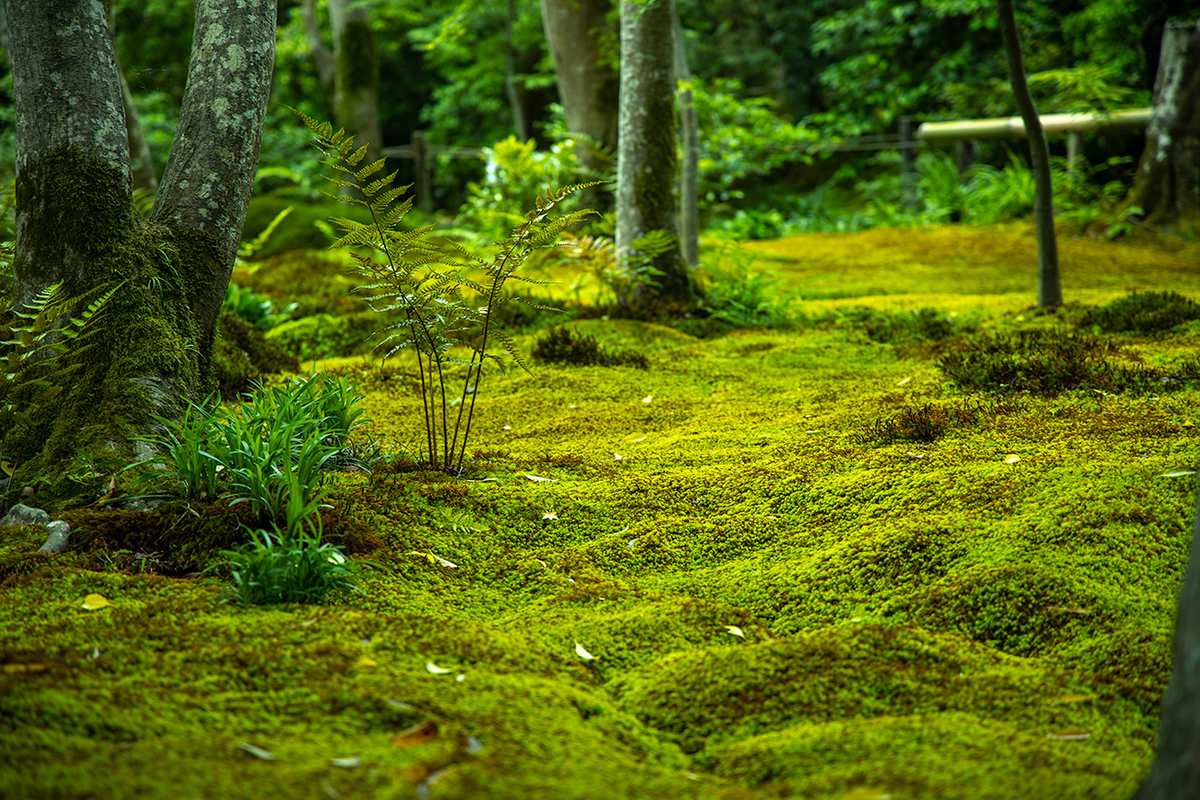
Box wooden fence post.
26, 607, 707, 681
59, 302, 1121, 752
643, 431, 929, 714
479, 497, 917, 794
412, 130, 432, 215
899, 115, 917, 207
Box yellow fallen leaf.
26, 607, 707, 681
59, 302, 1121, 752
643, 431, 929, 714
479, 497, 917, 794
1057, 693, 1094, 704
642, 395, 652, 403
82, 594, 110, 611
724, 625, 745, 638
1004, 454, 1020, 464
425, 660, 454, 675
3, 663, 48, 674
575, 642, 596, 660
896, 376, 911, 386
355, 656, 377, 668
1047, 730, 1091, 741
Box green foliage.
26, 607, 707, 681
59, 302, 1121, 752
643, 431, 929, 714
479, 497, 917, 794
532, 327, 648, 369
457, 135, 579, 242
699, 258, 799, 330
832, 306, 962, 345
861, 403, 978, 446
1081, 291, 1200, 335
218, 524, 364, 607
938, 329, 1200, 396
297, 110, 594, 474
222, 283, 297, 331
0, 281, 122, 488
690, 78, 815, 210
133, 374, 374, 520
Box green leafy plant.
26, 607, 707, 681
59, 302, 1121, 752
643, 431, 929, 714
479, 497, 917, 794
218, 524, 364, 606
532, 327, 648, 369
1, 281, 122, 487
296, 110, 594, 475
938, 329, 1200, 396
1080, 291, 1200, 335
700, 255, 800, 330
223, 283, 297, 330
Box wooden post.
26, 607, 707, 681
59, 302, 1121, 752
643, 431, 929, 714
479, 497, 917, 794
1067, 130, 1083, 173
412, 130, 432, 215
955, 139, 976, 180
899, 115, 917, 208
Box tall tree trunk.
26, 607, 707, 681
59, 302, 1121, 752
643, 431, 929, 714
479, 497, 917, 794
616, 0, 690, 305
301, 0, 336, 102
329, 0, 382, 167
1132, 471, 1200, 800
541, 0, 619, 210
118, 63, 158, 194
5, 0, 275, 504
1128, 20, 1200, 230
996, 0, 1061, 308
672, 9, 698, 267
504, 0, 529, 141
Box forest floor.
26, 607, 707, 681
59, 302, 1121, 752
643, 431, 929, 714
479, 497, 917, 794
3, 221, 1200, 799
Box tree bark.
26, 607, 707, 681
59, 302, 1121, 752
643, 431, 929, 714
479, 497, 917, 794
996, 0, 1061, 308
329, 0, 382, 168
1132, 471, 1200, 800
672, 8, 698, 267
504, 0, 529, 141
4, 0, 275, 505
541, 0, 619, 210
616, 0, 690, 304
1128, 21, 1200, 229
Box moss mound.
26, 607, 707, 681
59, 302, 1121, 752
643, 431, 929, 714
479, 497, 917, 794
1082, 290, 1200, 335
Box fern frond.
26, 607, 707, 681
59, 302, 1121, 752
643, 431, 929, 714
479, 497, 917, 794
356, 159, 391, 183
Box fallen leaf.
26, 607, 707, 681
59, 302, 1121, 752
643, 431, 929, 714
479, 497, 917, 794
896, 376, 911, 386
523, 473, 557, 483
642, 395, 653, 403
841, 789, 891, 800
3, 663, 48, 674
1057, 694, 1094, 704
456, 674, 465, 682
82, 594, 110, 611
502, 425, 511, 431
392, 721, 439, 748
541, 511, 559, 521
425, 660, 454, 675
725, 625, 746, 638
906, 450, 925, 459
1004, 454, 1020, 464
1161, 470, 1196, 478
354, 656, 377, 668
1046, 605, 1092, 615
330, 757, 361, 769
575, 642, 596, 660
1047, 731, 1091, 741
613, 453, 623, 460
235, 741, 275, 760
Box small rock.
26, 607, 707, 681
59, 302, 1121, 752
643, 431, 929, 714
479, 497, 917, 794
0, 503, 51, 528
38, 521, 71, 554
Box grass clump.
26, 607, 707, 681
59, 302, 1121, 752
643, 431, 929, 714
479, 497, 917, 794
860, 402, 977, 445
1080, 290, 1200, 335
532, 327, 649, 369
937, 329, 1200, 396
831, 306, 962, 345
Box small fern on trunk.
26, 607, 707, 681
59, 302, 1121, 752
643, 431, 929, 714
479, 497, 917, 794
297, 111, 595, 474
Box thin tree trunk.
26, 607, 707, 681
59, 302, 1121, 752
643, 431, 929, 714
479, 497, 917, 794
504, 0, 529, 141
301, 0, 336, 101
996, 0, 1061, 308
541, 0, 619, 210
329, 0, 382, 167
672, 9, 698, 267
1128, 21, 1200, 229
616, 0, 690, 304
117, 59, 158, 193
1132, 470, 1200, 799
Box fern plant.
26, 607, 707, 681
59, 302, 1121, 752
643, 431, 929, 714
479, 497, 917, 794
0, 281, 122, 487
296, 111, 595, 475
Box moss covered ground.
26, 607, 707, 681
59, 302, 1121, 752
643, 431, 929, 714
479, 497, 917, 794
3, 221, 1199, 799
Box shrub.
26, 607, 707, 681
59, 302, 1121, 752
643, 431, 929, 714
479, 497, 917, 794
1080, 291, 1200, 335
218, 526, 363, 606
532, 327, 648, 369
938, 329, 1200, 396
700, 260, 800, 330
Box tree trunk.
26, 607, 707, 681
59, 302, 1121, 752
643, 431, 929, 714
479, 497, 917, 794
672, 9, 698, 267
504, 0, 529, 141
5, 0, 275, 505
541, 0, 619, 210
330, 0, 382, 168
1128, 21, 1200, 230
116, 58, 158, 193
301, 0, 336, 102
1132, 470, 1200, 800
616, 0, 690, 304
996, 0, 1061, 308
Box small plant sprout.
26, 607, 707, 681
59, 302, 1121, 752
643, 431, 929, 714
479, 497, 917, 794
295, 110, 598, 475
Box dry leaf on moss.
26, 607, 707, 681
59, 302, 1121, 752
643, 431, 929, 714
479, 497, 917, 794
392, 721, 438, 747
82, 594, 110, 611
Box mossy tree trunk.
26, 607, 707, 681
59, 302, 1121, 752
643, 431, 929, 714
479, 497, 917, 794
5, 0, 275, 504
616, 0, 691, 305
1132, 473, 1200, 799
541, 0, 619, 212
1127, 21, 1200, 231
996, 0, 1061, 308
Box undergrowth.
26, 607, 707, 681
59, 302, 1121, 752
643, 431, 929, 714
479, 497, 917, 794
532, 327, 649, 369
